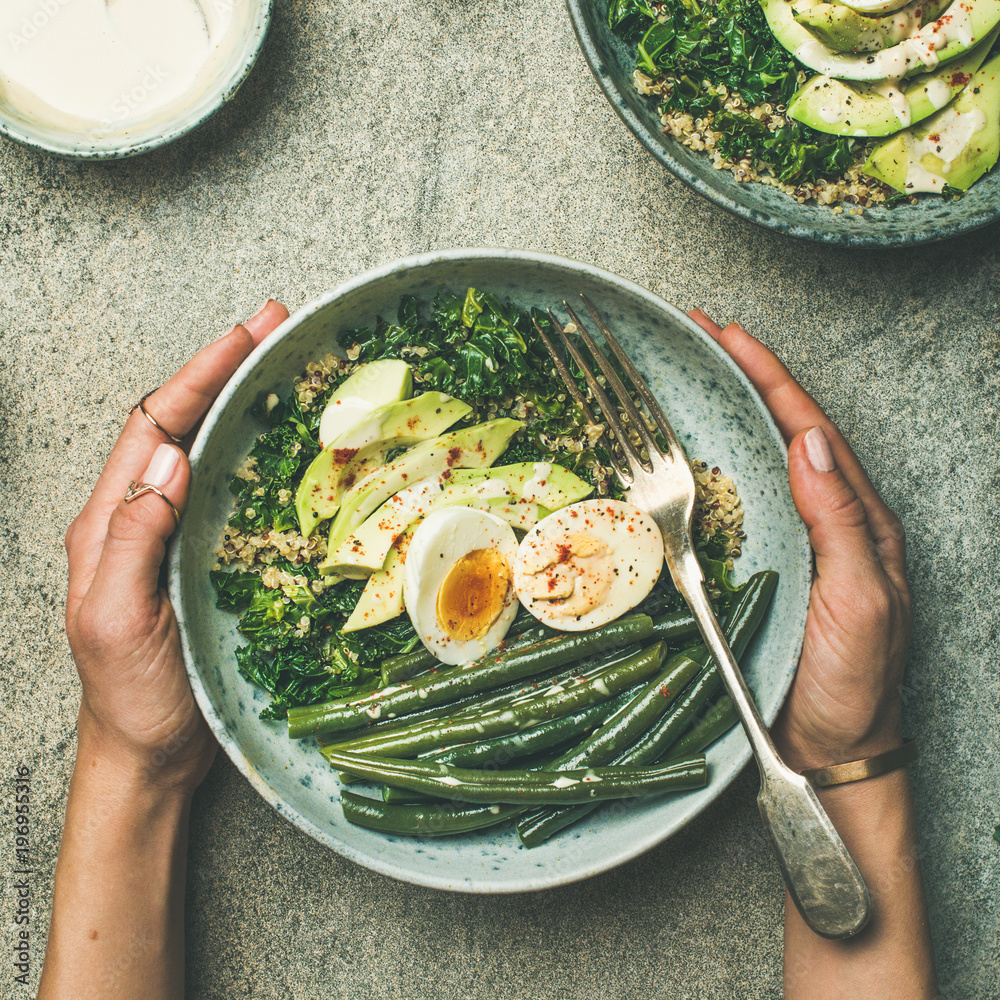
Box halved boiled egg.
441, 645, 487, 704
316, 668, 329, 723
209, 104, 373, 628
403, 507, 519, 665
513, 499, 663, 631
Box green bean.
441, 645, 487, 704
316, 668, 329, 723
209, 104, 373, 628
622, 665, 722, 758
319, 646, 644, 749
542, 649, 704, 771
670, 691, 748, 758
288, 613, 654, 738
341, 791, 521, 836
328, 750, 707, 805
381, 616, 688, 755
323, 644, 638, 748
366, 574, 772, 839
379, 786, 429, 805
379, 624, 552, 686
380, 648, 436, 686
381, 786, 427, 805
516, 674, 718, 847
623, 574, 777, 766
325, 644, 667, 759
321, 665, 561, 747
430, 689, 637, 768
648, 608, 698, 644
379, 745, 583, 804
327, 614, 690, 744
491, 623, 552, 650
378, 691, 638, 805
517, 570, 778, 847
509, 651, 703, 848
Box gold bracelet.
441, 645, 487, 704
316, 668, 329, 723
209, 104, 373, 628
801, 739, 918, 788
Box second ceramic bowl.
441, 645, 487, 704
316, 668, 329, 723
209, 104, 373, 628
567, 0, 1000, 246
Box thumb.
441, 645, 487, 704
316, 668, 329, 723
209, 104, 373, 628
89, 444, 190, 615
788, 427, 881, 583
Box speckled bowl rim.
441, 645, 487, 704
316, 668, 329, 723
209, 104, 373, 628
169, 248, 811, 893
0, 0, 273, 160
565, 0, 1000, 247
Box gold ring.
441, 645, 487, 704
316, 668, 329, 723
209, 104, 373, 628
124, 480, 181, 526
801, 738, 918, 788
128, 392, 184, 444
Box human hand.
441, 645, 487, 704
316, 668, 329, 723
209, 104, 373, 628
688, 311, 911, 771
64, 300, 290, 794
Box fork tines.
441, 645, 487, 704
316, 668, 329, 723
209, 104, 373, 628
536, 295, 687, 484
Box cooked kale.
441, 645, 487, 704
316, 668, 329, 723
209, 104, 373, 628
609, 0, 859, 186
711, 112, 855, 185
358, 292, 582, 425
611, 0, 799, 107
213, 565, 420, 720
227, 393, 318, 535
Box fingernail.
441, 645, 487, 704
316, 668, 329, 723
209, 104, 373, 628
804, 426, 835, 473
217, 323, 245, 342
143, 444, 180, 486
252, 298, 275, 319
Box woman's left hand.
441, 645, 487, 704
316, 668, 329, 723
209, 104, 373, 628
64, 299, 290, 792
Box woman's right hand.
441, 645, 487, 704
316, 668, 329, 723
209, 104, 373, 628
687, 310, 912, 771
690, 311, 935, 1000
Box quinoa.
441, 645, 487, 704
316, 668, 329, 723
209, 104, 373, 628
692, 461, 744, 564
293, 352, 361, 411
634, 68, 897, 210
214, 526, 328, 577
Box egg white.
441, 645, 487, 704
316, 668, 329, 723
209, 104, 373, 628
403, 507, 519, 665
513, 499, 663, 631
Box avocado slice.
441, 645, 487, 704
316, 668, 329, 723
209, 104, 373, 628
328, 477, 495, 578
794, 0, 950, 54
788, 26, 999, 135
340, 497, 547, 631
762, 0, 1000, 81
317, 359, 412, 449
318, 418, 523, 574
294, 391, 471, 536
326, 462, 592, 577
342, 529, 412, 631
864, 51, 1000, 190
446, 462, 594, 510
841, 0, 918, 12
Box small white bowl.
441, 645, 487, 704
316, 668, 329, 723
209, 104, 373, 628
0, 0, 272, 159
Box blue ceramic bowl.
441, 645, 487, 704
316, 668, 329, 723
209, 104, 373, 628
567, 0, 1000, 246
0, 0, 272, 159
168, 249, 811, 892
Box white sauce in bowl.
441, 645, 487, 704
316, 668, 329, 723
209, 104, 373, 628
0, 0, 247, 131
903, 105, 987, 190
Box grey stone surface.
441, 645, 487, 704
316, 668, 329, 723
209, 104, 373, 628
0, 0, 998, 996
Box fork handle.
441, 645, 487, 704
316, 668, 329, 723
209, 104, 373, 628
668, 548, 872, 940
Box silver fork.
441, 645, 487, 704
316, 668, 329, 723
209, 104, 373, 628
536, 295, 872, 941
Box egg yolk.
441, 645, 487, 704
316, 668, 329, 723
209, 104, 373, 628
436, 547, 512, 642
